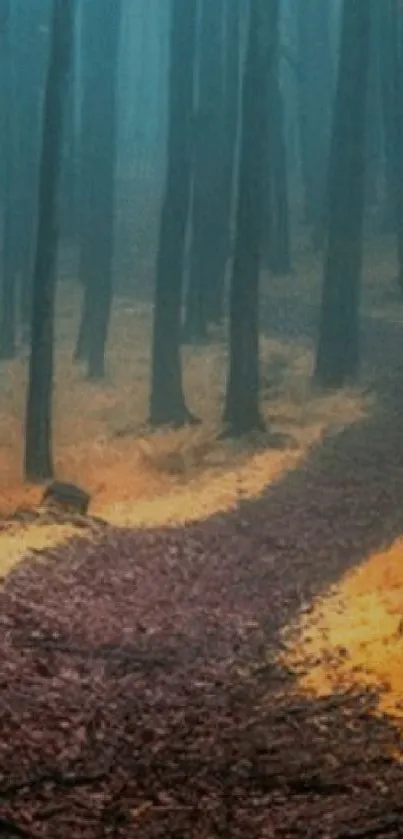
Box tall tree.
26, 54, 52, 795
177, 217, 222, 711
149, 0, 197, 426
297, 0, 334, 246
25, 0, 75, 481
208, 0, 242, 324
315, 0, 371, 387
364, 0, 382, 214
379, 0, 397, 233
74, 0, 121, 378
14, 0, 50, 340
391, 2, 403, 291
0, 0, 16, 359
262, 3, 291, 276
224, 0, 278, 435
59, 1, 82, 248
379, 0, 403, 287
183, 0, 225, 342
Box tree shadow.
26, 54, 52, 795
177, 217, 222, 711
210, 374, 403, 639
4, 353, 403, 836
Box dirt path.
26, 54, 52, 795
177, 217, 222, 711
2, 370, 403, 837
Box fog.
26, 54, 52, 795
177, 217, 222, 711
1, 2, 403, 836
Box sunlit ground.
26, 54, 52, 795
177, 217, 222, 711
1, 239, 403, 737
0, 265, 369, 531
266, 239, 403, 733
0, 291, 365, 573
0, 523, 79, 579
280, 538, 403, 728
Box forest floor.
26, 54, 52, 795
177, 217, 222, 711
2, 237, 403, 835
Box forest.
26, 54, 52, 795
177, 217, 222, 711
2, 0, 403, 836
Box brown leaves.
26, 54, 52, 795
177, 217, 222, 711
1, 455, 403, 839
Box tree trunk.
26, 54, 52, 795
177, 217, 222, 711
379, 0, 397, 233
60, 14, 81, 248
379, 0, 403, 283
262, 18, 291, 277
269, 74, 291, 275
365, 0, 382, 215
208, 0, 242, 325
183, 0, 225, 343
14, 1, 50, 340
149, 0, 197, 427
0, 0, 16, 359
389, 1, 403, 290
223, 0, 276, 436
25, 0, 75, 481
74, 0, 121, 379
297, 0, 334, 243
315, 0, 371, 388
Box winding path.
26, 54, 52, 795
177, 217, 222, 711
2, 309, 403, 837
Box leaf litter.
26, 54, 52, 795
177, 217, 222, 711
2, 256, 403, 835
0, 286, 367, 530
3, 398, 403, 838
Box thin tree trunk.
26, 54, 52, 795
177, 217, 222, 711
297, 0, 334, 243
315, 0, 371, 388
149, 0, 197, 427
74, 0, 121, 378
379, 0, 397, 233
25, 0, 75, 481
269, 74, 291, 274
262, 18, 291, 277
223, 0, 276, 435
390, 1, 403, 290
183, 0, 225, 343
379, 0, 403, 284
15, 1, 49, 341
0, 0, 16, 359
365, 0, 382, 215
208, 0, 242, 325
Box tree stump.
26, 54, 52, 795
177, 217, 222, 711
41, 481, 91, 516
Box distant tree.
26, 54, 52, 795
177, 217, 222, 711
223, 0, 278, 435
364, 0, 382, 214
208, 0, 242, 324
149, 0, 197, 427
0, 0, 16, 359
379, 0, 403, 288
262, 2, 291, 276
60, 1, 82, 248
13, 0, 50, 340
379, 0, 398, 232
391, 3, 403, 291
74, 0, 121, 379
183, 0, 225, 342
315, 0, 371, 388
297, 0, 334, 247
25, 0, 75, 481
183, 0, 242, 337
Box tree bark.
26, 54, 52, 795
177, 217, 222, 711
208, 0, 242, 325
149, 0, 197, 427
390, 1, 403, 290
183, 0, 225, 343
14, 0, 49, 339
379, 0, 403, 283
25, 0, 75, 481
365, 0, 382, 214
262, 17, 291, 277
379, 0, 397, 233
0, 0, 16, 359
74, 0, 121, 379
223, 0, 277, 436
315, 0, 371, 388
297, 0, 334, 245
